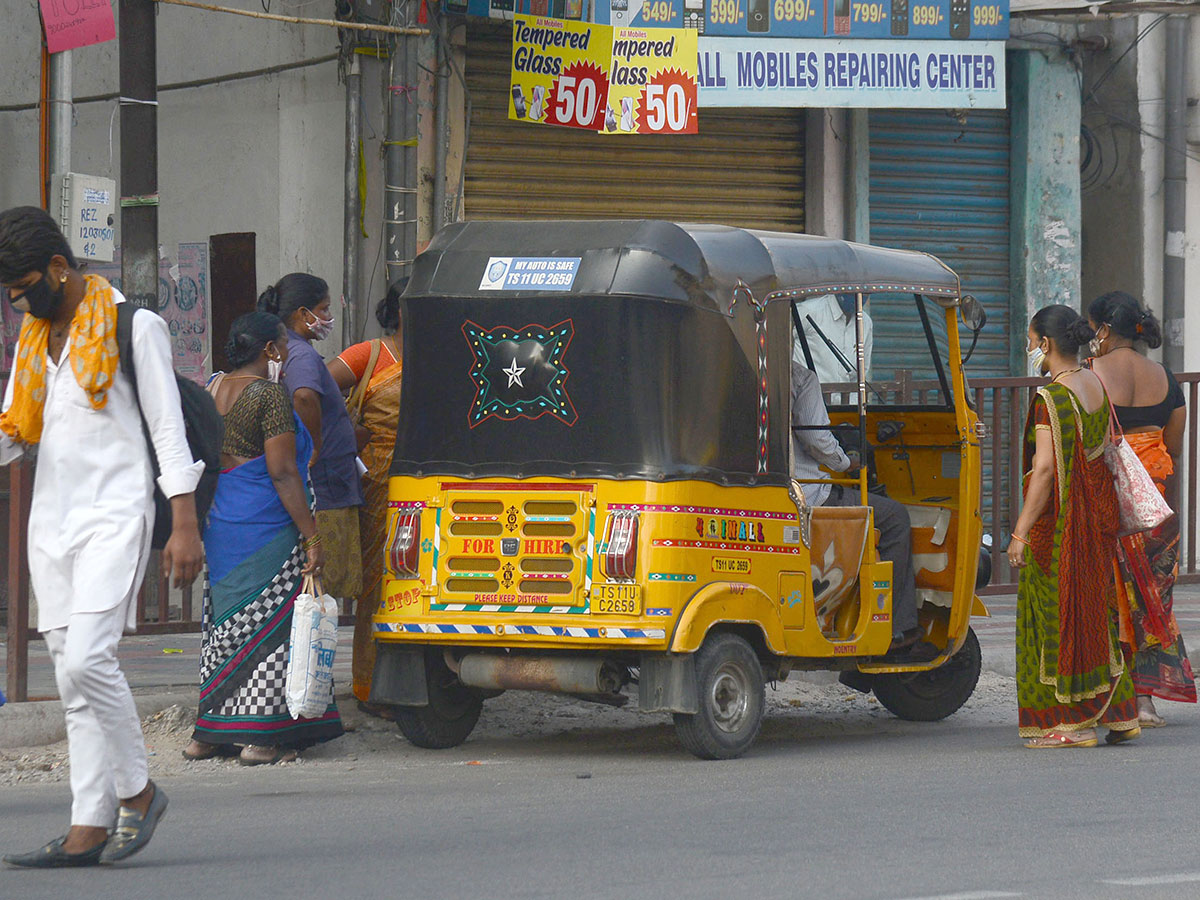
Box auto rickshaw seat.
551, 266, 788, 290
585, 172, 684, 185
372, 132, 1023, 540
809, 505, 871, 639
901, 503, 959, 609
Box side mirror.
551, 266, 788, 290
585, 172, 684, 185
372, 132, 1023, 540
960, 295, 987, 333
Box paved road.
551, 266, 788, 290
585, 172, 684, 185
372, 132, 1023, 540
2, 690, 1199, 900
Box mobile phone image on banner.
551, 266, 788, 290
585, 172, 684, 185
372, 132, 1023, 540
950, 0, 970, 38
834, 0, 850, 34
748, 0, 770, 31
891, 0, 909, 35
683, 0, 705, 32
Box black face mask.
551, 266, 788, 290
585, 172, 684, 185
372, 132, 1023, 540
836, 293, 857, 321
12, 274, 64, 320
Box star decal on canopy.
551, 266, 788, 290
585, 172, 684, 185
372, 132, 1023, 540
462, 319, 577, 428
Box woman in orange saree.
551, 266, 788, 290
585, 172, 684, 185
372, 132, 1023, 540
330, 284, 405, 706
1089, 291, 1196, 726
1006, 305, 1139, 748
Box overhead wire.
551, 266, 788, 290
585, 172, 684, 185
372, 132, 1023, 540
0, 53, 340, 114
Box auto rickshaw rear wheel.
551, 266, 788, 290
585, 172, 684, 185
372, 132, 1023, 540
872, 627, 981, 722
394, 648, 484, 749
673, 632, 765, 760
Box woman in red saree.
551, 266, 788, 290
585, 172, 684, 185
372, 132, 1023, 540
1006, 305, 1139, 748
1089, 291, 1196, 726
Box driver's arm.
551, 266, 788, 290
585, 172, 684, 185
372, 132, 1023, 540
791, 365, 852, 472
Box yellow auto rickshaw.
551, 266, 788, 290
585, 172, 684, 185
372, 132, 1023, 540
369, 220, 990, 759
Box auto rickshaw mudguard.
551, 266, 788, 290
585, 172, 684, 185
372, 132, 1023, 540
369, 643, 429, 707
668, 582, 787, 656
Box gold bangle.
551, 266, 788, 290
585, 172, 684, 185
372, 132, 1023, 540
1010, 532, 1031, 546
304, 534, 323, 549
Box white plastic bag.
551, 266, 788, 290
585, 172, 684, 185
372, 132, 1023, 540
285, 574, 339, 720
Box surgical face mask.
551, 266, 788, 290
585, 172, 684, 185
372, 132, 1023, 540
1027, 341, 1047, 373
267, 358, 282, 383
305, 309, 335, 341
11, 273, 64, 320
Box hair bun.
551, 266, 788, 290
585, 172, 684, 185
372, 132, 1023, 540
256, 284, 280, 314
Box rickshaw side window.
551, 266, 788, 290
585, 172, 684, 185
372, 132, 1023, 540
826, 292, 954, 410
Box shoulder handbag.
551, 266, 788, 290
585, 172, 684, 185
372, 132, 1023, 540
1092, 374, 1173, 535
346, 338, 383, 425
346, 339, 383, 452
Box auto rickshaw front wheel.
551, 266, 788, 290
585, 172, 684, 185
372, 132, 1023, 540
673, 632, 765, 760
872, 627, 982, 722
394, 648, 484, 749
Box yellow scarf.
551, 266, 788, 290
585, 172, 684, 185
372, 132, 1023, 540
0, 274, 119, 445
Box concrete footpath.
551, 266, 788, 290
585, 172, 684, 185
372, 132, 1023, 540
3, 586, 1198, 748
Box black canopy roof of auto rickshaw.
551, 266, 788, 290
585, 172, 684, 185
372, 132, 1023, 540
405, 219, 962, 311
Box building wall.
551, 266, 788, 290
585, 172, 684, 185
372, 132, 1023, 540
1182, 16, 1200, 373
0, 0, 408, 356
1079, 17, 1146, 316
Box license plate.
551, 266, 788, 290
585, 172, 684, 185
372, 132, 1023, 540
592, 583, 641, 615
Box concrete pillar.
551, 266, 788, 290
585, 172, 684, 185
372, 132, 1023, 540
804, 109, 846, 239
1009, 49, 1082, 374
845, 109, 870, 244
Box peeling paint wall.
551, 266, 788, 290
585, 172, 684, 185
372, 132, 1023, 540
1009, 48, 1082, 374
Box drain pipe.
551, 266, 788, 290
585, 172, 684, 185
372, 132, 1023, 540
1162, 16, 1188, 372
48, 51, 72, 179
432, 11, 449, 232
342, 52, 362, 347
384, 2, 419, 290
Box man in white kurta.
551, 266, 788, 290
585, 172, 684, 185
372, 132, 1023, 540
790, 292, 874, 401
0, 208, 203, 868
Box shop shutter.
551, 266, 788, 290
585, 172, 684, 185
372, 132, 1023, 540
868, 108, 1011, 381
868, 108, 1012, 549
464, 25, 804, 232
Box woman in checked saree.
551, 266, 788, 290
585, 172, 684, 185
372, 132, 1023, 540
184, 313, 343, 764
1005, 305, 1140, 748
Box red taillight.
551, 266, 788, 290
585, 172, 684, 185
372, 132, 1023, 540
387, 510, 421, 578
602, 511, 639, 581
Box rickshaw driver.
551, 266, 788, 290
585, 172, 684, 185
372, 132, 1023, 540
791, 361, 934, 660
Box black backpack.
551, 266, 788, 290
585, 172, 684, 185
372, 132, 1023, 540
116, 303, 223, 549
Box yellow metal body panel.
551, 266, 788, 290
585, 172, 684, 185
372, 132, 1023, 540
375, 307, 983, 672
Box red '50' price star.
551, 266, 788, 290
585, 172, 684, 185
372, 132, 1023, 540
637, 68, 698, 134
551, 60, 610, 131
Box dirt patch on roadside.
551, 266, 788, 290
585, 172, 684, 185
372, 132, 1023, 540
0, 672, 1019, 785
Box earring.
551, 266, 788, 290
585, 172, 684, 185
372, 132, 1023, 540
59, 273, 67, 283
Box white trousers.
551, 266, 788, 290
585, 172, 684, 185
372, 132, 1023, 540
43, 610, 149, 827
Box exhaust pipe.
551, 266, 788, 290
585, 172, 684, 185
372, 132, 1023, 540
456, 655, 624, 695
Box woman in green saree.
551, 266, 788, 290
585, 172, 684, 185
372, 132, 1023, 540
1006, 305, 1140, 748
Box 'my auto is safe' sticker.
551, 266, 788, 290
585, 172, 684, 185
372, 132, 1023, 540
480, 256, 581, 291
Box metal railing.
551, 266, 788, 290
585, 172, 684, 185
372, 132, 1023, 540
4, 373, 1198, 701
973, 373, 1200, 594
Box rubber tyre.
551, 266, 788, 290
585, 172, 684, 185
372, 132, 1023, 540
673, 632, 765, 760
394, 650, 484, 749
872, 627, 982, 722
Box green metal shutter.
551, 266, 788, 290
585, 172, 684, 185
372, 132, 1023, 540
868, 108, 1011, 380
465, 26, 805, 232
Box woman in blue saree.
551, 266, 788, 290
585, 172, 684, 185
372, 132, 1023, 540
184, 313, 343, 764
